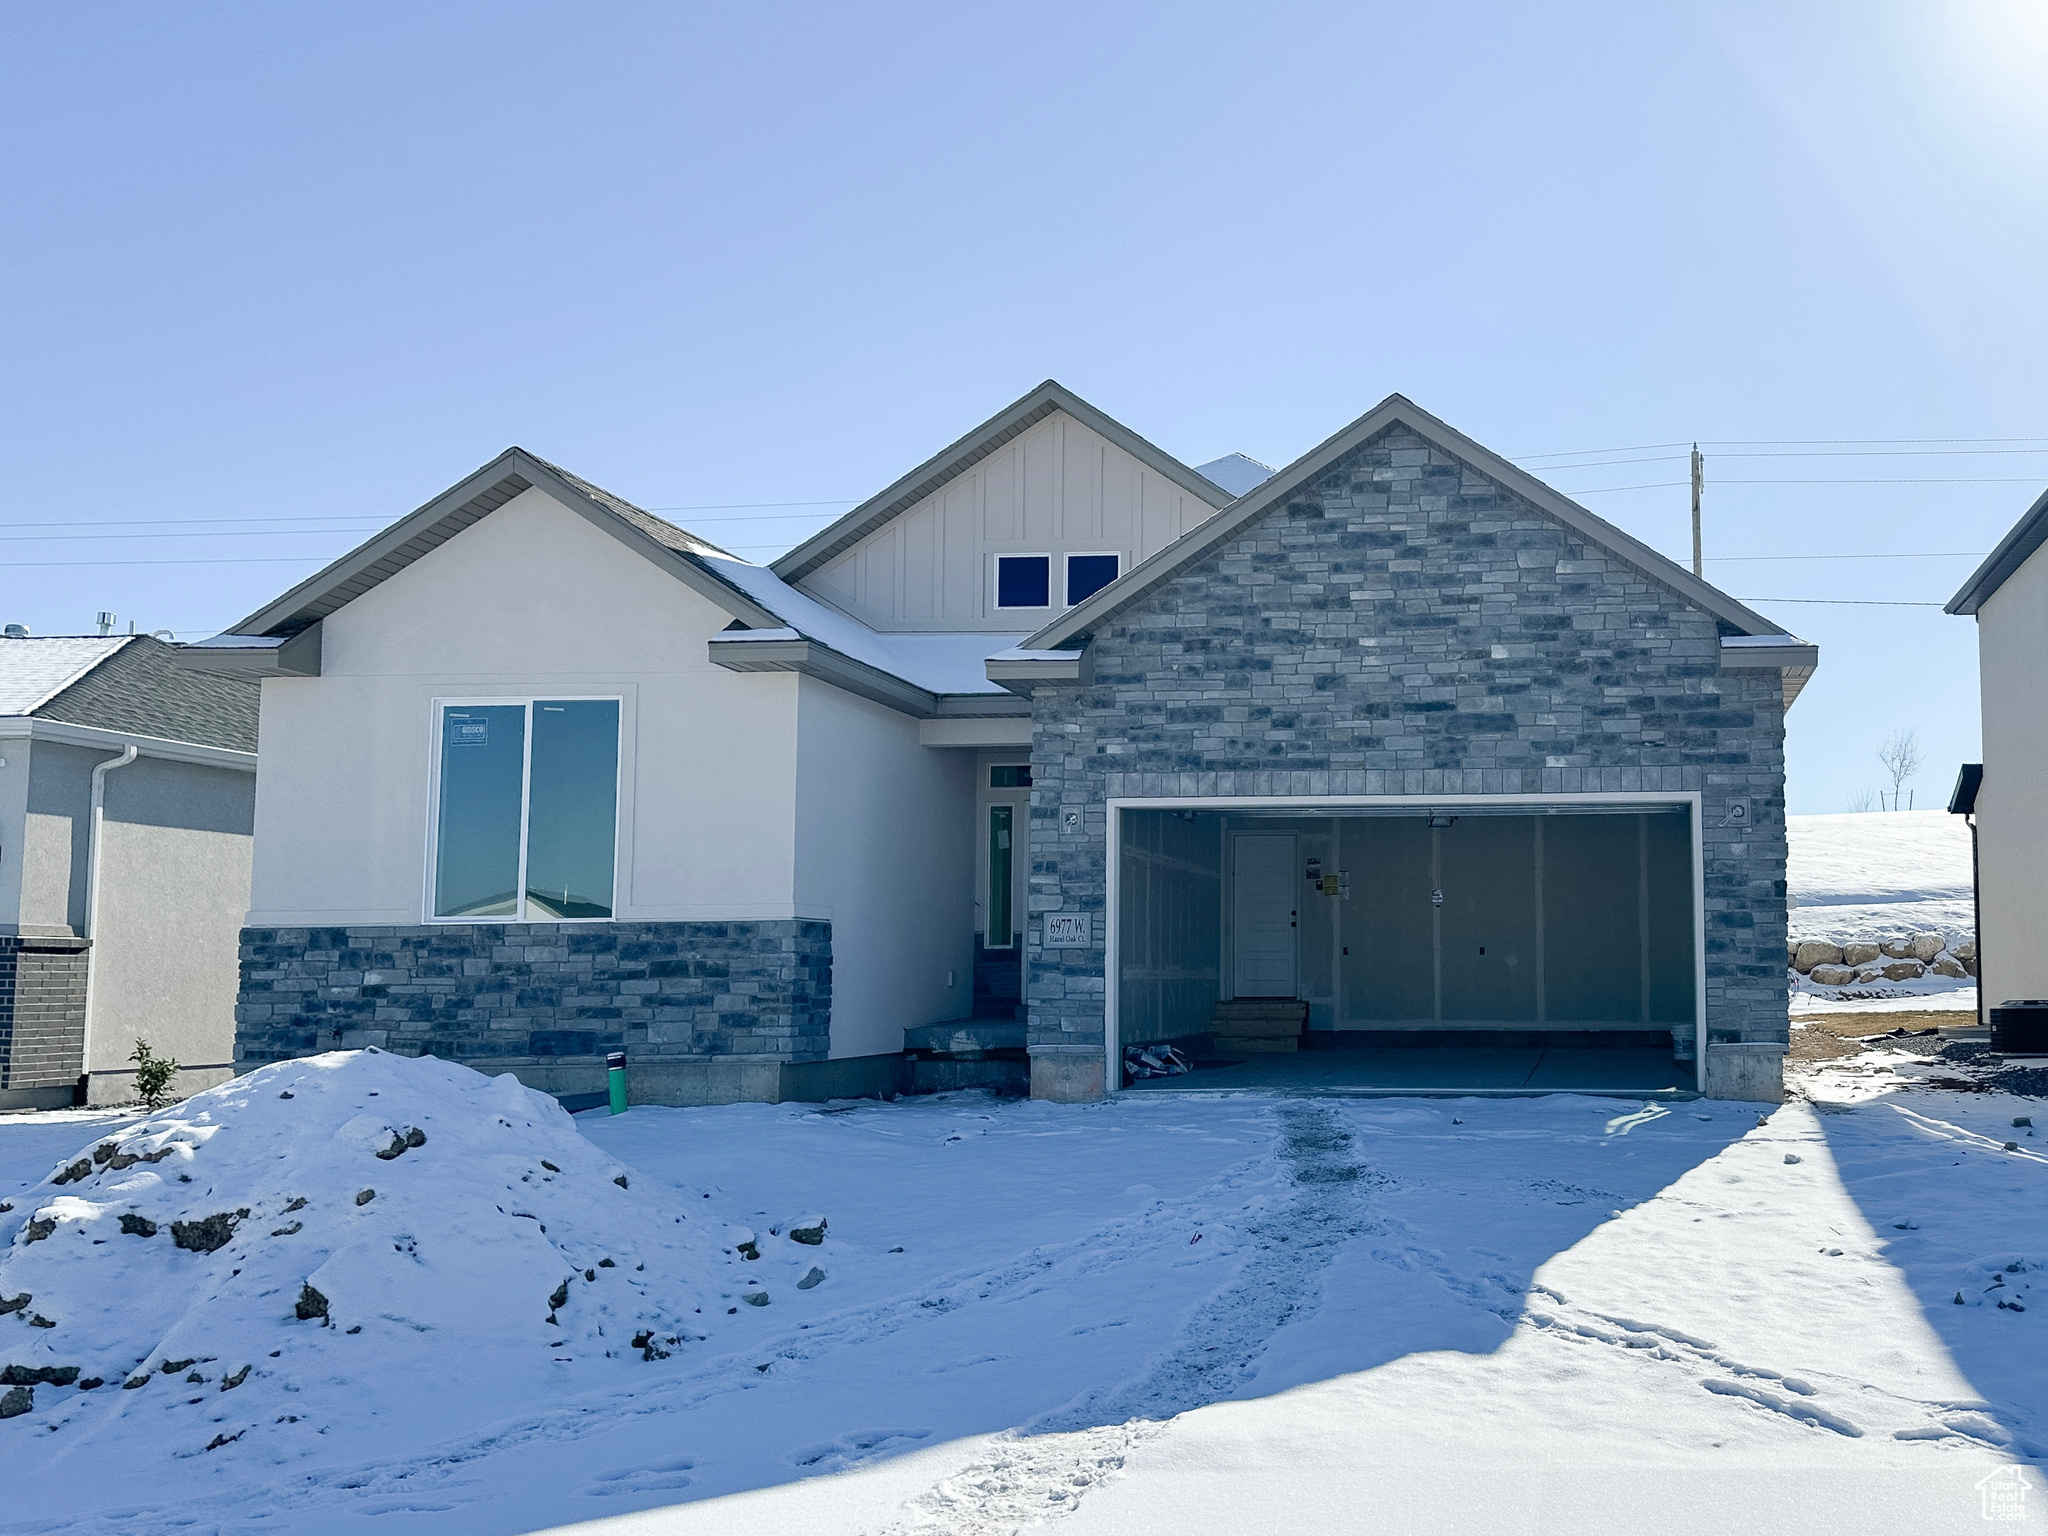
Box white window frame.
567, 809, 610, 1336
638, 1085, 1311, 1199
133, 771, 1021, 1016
423, 695, 624, 924
1063, 551, 1122, 607
992, 552, 1054, 610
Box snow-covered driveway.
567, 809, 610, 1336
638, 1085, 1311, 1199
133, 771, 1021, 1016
2, 1082, 2043, 1535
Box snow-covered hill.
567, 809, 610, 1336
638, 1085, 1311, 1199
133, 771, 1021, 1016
1787, 809, 1974, 944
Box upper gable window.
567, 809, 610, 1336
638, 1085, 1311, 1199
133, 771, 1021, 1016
430, 698, 620, 922
995, 554, 1051, 610
1065, 553, 1120, 606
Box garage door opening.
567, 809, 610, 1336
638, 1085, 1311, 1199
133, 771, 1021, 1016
1111, 798, 1702, 1096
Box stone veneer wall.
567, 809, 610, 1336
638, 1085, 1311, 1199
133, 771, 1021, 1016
1026, 425, 1790, 1101
235, 921, 832, 1069
0, 935, 91, 1101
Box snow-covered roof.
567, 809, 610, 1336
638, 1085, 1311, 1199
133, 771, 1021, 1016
0, 636, 130, 716
1194, 453, 1274, 497
698, 554, 1020, 695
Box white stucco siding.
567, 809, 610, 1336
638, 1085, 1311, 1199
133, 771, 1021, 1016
802, 409, 1220, 632
1975, 546, 2048, 1007
793, 677, 973, 1058
247, 487, 802, 926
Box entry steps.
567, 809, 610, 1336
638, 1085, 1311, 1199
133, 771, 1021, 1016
1210, 999, 1308, 1053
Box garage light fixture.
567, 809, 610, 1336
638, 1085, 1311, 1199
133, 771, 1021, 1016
1427, 814, 1458, 829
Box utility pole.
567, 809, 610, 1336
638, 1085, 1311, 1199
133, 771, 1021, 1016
1690, 444, 1704, 577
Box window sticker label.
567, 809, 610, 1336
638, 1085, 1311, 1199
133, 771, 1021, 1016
448, 718, 488, 746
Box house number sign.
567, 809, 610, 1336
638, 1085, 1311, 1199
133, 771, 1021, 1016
1044, 913, 1089, 946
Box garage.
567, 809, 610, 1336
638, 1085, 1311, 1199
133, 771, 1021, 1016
1111, 796, 1703, 1095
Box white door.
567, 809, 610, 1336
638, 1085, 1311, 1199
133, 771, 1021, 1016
1232, 833, 1298, 998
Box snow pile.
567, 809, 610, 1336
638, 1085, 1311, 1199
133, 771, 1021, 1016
0, 1051, 789, 1464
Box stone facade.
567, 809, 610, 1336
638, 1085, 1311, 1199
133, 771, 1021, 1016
1025, 425, 1789, 1100
235, 920, 833, 1070
0, 935, 91, 1106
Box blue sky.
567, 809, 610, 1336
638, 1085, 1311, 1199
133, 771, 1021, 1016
4, 2, 2045, 813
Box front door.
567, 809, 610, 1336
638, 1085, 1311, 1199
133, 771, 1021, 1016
1232, 833, 1298, 998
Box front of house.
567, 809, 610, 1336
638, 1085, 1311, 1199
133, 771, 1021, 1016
186, 383, 1816, 1104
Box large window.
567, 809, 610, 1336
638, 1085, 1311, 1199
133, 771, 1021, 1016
994, 554, 1051, 609
987, 804, 1015, 948
432, 699, 620, 921
1065, 553, 1120, 605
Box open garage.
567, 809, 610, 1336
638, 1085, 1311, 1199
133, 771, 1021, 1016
1111, 797, 1703, 1095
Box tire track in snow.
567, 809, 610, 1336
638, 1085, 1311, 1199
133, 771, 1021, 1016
884, 1103, 1381, 1536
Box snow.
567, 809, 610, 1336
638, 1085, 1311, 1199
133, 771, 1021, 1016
696, 553, 1023, 695
0, 636, 129, 716
2, 1055, 2043, 1536
1788, 809, 1976, 944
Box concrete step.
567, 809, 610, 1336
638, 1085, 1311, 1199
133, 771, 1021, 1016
1214, 1036, 1300, 1054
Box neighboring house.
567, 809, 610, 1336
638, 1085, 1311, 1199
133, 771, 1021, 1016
185, 381, 1817, 1105
0, 635, 258, 1108
1946, 484, 2048, 1013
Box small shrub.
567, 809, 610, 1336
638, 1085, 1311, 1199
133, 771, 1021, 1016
130, 1040, 179, 1109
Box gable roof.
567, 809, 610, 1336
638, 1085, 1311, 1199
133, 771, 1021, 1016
1194, 453, 1274, 497
1946, 483, 2048, 615
227, 448, 778, 639
201, 447, 1019, 709
769, 380, 1235, 585
1022, 392, 1796, 651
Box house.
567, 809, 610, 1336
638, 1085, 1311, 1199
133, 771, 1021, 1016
1945, 484, 2048, 1014
184, 382, 1817, 1105
0, 634, 258, 1108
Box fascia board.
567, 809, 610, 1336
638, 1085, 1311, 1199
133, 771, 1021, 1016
1719, 637, 1820, 710
1947, 483, 2048, 615
230, 450, 780, 639
919, 717, 1033, 747
176, 625, 323, 679
770, 381, 1231, 585
984, 647, 1093, 695
1024, 394, 1787, 650
0, 716, 258, 772
705, 634, 939, 718
931, 693, 1031, 718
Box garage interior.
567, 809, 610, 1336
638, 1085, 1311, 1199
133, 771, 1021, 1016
1115, 805, 1701, 1095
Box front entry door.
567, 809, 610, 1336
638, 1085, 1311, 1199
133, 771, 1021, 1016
1232, 833, 1298, 998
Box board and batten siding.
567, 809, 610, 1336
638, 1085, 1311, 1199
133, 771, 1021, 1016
800, 409, 1222, 632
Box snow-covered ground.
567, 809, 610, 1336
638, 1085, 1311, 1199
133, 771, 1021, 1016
1788, 809, 1975, 945
2, 1053, 2043, 1536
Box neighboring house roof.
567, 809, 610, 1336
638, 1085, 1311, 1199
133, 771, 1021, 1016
769, 380, 1235, 585
1946, 483, 2048, 615
1023, 392, 1803, 651
0, 637, 130, 716
1194, 453, 1274, 497
0, 635, 259, 755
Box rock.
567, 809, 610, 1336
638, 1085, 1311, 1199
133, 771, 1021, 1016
1784, 1153, 1802, 1164
796, 1267, 826, 1290
284, 1197, 307, 1213
1793, 942, 1843, 974
1854, 965, 1884, 983
221, 1365, 250, 1391
788, 1216, 827, 1246
0, 1387, 30, 1419
171, 1211, 246, 1254
271, 1221, 303, 1237
613, 1175, 629, 1189
741, 1291, 770, 1307
1882, 960, 1925, 981
1809, 964, 1855, 986
1880, 938, 1916, 960
548, 1280, 570, 1311
1932, 957, 1970, 979
158, 1358, 195, 1374
1955, 938, 1979, 964
0, 1365, 77, 1387
122, 1375, 148, 1390
75, 1378, 101, 1390
23, 1218, 55, 1245
294, 1283, 329, 1322
375, 1127, 428, 1160
1911, 932, 1945, 963
119, 1213, 158, 1238
1842, 942, 1881, 967
0, 1295, 30, 1318
1786, 942, 1799, 968
354, 1189, 375, 1206
50, 1158, 93, 1186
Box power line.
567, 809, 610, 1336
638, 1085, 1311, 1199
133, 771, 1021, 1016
1705, 551, 1985, 562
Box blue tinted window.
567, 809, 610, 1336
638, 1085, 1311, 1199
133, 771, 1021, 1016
434, 706, 526, 918
996, 555, 1050, 608
1066, 554, 1119, 605
525, 701, 620, 918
